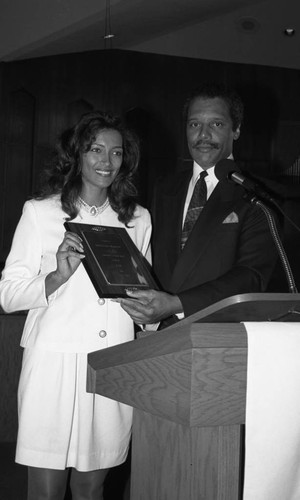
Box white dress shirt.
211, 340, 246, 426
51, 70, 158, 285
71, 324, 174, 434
182, 158, 232, 226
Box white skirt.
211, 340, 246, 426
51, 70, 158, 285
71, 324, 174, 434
16, 347, 132, 471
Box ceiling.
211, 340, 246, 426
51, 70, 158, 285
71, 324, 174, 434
0, 0, 299, 70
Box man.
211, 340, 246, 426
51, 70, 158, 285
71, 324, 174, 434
118, 82, 278, 327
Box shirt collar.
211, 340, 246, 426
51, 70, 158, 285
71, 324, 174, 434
192, 154, 234, 185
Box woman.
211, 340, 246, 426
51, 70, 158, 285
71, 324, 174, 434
0, 111, 152, 499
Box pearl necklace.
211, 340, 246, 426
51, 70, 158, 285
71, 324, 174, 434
78, 197, 109, 216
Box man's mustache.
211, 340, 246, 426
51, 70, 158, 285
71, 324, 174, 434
192, 141, 218, 149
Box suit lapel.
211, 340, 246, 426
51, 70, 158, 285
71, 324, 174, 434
160, 171, 191, 264
169, 180, 243, 291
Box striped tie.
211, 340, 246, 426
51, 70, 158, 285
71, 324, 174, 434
181, 171, 207, 249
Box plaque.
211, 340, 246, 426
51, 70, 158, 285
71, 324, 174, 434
64, 222, 159, 298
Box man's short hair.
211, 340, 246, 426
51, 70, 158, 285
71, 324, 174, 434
183, 82, 244, 132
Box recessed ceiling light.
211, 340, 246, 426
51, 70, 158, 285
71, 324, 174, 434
236, 17, 261, 34
284, 28, 295, 36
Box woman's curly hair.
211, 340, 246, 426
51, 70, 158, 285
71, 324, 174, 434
35, 111, 140, 225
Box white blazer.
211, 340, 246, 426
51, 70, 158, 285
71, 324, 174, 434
0, 195, 152, 352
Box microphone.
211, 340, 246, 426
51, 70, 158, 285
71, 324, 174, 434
215, 159, 275, 203
215, 159, 298, 293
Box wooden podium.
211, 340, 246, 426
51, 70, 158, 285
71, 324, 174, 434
87, 293, 300, 500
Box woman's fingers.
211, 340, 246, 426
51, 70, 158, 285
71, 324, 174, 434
60, 232, 84, 254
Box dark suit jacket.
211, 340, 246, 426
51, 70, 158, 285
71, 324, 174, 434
151, 168, 279, 318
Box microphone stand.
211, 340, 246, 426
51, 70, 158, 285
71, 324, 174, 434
245, 193, 298, 294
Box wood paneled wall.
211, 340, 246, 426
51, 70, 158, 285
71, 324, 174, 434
0, 49, 300, 266
0, 314, 25, 441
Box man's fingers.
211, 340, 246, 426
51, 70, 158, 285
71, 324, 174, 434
120, 299, 149, 313
125, 288, 154, 301
120, 300, 152, 321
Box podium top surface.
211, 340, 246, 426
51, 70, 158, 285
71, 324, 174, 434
173, 293, 300, 328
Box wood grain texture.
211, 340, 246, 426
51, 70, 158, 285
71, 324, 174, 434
0, 315, 26, 441
131, 410, 243, 500
191, 347, 247, 426
1, 89, 35, 261
88, 320, 252, 498
88, 324, 247, 426
88, 323, 248, 370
